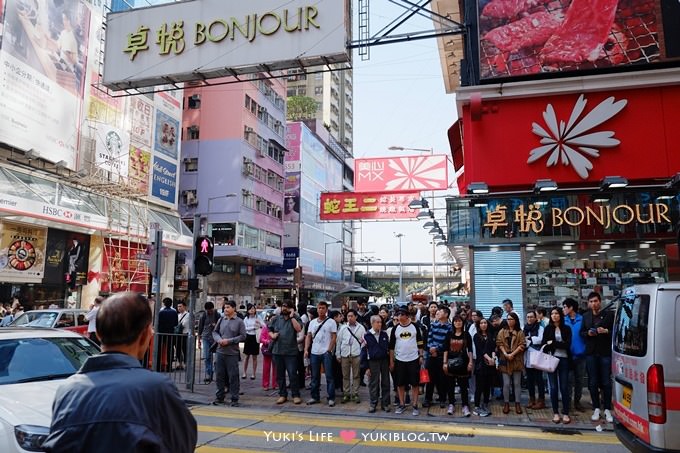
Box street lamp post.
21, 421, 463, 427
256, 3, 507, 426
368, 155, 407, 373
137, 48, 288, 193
358, 256, 380, 289
389, 146, 438, 301
394, 233, 404, 301
323, 240, 342, 301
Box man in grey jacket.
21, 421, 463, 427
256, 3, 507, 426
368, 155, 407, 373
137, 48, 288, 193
212, 300, 246, 406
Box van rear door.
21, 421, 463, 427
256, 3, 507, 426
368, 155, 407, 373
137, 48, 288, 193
612, 290, 653, 445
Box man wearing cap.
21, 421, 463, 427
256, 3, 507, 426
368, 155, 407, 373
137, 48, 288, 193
389, 307, 424, 416
212, 300, 246, 406
43, 292, 196, 453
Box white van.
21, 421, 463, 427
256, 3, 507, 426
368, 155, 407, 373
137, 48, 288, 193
612, 283, 680, 453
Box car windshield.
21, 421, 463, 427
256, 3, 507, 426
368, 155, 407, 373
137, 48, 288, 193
12, 311, 58, 328
0, 336, 99, 385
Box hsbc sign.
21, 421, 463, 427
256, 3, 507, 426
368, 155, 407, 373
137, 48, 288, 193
42, 206, 77, 220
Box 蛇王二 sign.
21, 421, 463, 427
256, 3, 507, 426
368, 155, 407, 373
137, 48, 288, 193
320, 192, 420, 221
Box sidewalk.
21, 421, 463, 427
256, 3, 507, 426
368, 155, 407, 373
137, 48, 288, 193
176, 357, 613, 433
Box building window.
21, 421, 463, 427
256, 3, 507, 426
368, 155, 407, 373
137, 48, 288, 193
287, 88, 297, 97
211, 223, 236, 246
187, 126, 199, 140
184, 158, 198, 172
297, 87, 307, 96
315, 86, 323, 96
188, 94, 201, 109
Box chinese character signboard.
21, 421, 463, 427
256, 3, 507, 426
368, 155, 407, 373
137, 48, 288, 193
95, 124, 130, 177
447, 192, 678, 244
354, 155, 449, 193
103, 0, 349, 90
320, 191, 420, 221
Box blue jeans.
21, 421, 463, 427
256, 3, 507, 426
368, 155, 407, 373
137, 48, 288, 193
202, 339, 214, 378
586, 355, 612, 410
548, 357, 570, 415
274, 354, 300, 398
310, 351, 335, 401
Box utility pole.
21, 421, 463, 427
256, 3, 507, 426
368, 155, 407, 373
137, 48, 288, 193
150, 226, 163, 372
185, 213, 201, 391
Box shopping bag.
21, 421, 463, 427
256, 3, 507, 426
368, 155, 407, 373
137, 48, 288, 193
419, 367, 430, 384
529, 346, 559, 373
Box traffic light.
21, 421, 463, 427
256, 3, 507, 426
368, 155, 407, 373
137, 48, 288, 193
194, 236, 214, 276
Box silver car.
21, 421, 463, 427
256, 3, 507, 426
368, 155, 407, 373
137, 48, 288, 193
0, 328, 99, 452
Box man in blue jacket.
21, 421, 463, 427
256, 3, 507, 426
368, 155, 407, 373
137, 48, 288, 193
43, 292, 197, 453
563, 297, 586, 412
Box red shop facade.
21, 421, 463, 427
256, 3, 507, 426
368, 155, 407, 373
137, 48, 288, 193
447, 69, 680, 315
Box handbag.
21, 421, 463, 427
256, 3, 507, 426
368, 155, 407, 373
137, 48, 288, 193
447, 355, 468, 375
261, 342, 272, 356
529, 345, 560, 372
174, 313, 187, 334
419, 367, 430, 384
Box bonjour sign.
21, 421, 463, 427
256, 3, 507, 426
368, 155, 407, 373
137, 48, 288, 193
484, 203, 671, 234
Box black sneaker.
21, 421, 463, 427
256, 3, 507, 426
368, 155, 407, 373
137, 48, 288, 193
230, 401, 240, 407
369, 405, 377, 413
211, 399, 224, 406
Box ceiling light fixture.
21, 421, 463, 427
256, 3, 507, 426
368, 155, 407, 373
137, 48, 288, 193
601, 176, 628, 190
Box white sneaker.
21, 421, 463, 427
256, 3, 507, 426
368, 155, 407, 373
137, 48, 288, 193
604, 409, 613, 423
447, 404, 454, 415
591, 408, 601, 421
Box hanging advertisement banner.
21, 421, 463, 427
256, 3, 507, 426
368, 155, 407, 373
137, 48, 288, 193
102, 0, 349, 90
151, 156, 177, 204
0, 0, 92, 169
320, 191, 420, 221
128, 145, 151, 194
0, 220, 47, 283
95, 124, 130, 177
354, 155, 449, 193
129, 95, 153, 148
477, 0, 680, 80
153, 109, 179, 160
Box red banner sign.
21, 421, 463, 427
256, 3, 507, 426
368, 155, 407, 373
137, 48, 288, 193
354, 155, 449, 193
320, 192, 420, 221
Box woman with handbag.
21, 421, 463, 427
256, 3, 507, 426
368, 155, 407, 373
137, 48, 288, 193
496, 312, 526, 414
242, 304, 262, 380
473, 318, 496, 417
260, 313, 277, 391
442, 315, 473, 417
542, 307, 572, 424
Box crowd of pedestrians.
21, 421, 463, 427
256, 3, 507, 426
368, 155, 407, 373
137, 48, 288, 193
194, 292, 614, 424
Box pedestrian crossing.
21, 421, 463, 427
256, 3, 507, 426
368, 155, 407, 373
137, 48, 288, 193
191, 406, 624, 452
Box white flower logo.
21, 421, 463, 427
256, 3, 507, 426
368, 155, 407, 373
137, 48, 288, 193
527, 94, 627, 179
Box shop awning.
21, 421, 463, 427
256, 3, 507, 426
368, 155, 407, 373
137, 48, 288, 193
0, 165, 192, 248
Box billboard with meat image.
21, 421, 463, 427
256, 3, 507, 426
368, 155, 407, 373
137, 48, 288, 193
478, 0, 680, 79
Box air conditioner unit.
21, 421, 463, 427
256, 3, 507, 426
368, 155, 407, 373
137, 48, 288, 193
258, 148, 267, 158
191, 94, 200, 101
188, 125, 199, 132
183, 158, 193, 163
243, 163, 253, 175
258, 106, 267, 113
245, 126, 254, 134
175, 264, 188, 280
185, 191, 197, 206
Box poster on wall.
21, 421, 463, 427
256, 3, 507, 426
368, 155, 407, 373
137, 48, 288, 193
478, 0, 680, 79
100, 238, 148, 294
129, 95, 153, 148
95, 124, 130, 177
151, 156, 177, 204
153, 109, 179, 160
0, 221, 47, 283
0, 0, 92, 169
129, 145, 151, 194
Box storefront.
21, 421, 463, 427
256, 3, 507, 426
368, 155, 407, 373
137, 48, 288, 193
446, 188, 678, 317
0, 164, 192, 309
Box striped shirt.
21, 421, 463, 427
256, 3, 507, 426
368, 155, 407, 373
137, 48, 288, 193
427, 320, 452, 352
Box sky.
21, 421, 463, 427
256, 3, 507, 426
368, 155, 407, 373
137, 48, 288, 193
351, 3, 459, 264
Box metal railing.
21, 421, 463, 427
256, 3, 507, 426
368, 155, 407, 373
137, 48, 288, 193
149, 332, 198, 389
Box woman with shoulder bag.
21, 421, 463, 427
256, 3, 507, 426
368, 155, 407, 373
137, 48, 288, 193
496, 312, 526, 415
442, 315, 473, 417
472, 318, 496, 417
542, 307, 572, 424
